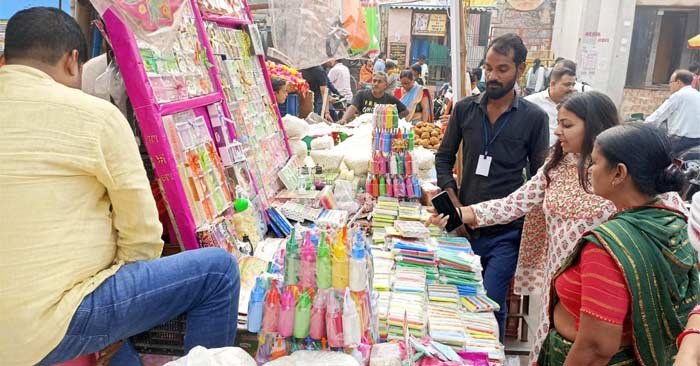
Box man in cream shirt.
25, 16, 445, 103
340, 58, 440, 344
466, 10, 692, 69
0, 8, 240, 365
526, 67, 577, 145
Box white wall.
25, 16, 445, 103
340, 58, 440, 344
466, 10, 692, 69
551, 0, 637, 105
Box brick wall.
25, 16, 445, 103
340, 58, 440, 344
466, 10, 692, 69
489, 0, 556, 60
621, 88, 672, 118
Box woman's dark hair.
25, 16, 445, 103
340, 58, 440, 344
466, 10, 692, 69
385, 60, 397, 70
399, 69, 414, 80
543, 91, 621, 188
532, 58, 541, 73
593, 123, 684, 196
270, 77, 287, 93
410, 63, 422, 74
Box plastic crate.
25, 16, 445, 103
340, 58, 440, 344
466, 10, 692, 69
279, 93, 300, 117
131, 315, 186, 356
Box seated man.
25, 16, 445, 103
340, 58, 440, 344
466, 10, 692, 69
0, 8, 240, 366
338, 71, 408, 124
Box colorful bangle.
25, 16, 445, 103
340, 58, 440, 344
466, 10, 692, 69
676, 328, 700, 349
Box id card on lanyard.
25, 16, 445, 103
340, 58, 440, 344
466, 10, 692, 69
477, 113, 512, 177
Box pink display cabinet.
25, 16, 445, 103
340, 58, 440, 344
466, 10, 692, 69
102, 0, 291, 250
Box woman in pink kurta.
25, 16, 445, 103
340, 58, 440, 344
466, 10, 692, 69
444, 92, 687, 363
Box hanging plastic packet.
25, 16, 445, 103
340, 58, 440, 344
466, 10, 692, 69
299, 231, 317, 288
247, 277, 266, 333
349, 231, 367, 292
284, 229, 300, 285
331, 228, 349, 290
325, 289, 344, 348
278, 286, 296, 337
342, 288, 361, 347
262, 279, 281, 333
316, 231, 332, 289
293, 290, 311, 339
310, 289, 328, 340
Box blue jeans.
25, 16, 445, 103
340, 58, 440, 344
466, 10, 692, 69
470, 228, 521, 343
38, 248, 240, 365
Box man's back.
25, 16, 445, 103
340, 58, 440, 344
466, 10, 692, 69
329, 63, 352, 101
0, 65, 162, 364
647, 86, 700, 138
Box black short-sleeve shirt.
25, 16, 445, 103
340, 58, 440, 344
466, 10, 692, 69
351, 89, 407, 115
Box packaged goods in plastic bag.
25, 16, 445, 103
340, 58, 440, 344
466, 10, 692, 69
289, 139, 308, 161
164, 346, 256, 366
263, 350, 360, 366
268, 0, 349, 70
90, 0, 187, 52
282, 115, 310, 140
310, 135, 334, 151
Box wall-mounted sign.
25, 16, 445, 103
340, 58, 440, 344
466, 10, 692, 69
389, 42, 408, 67
507, 0, 545, 11
412, 13, 448, 37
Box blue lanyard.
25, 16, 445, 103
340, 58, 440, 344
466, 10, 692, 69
482, 112, 513, 155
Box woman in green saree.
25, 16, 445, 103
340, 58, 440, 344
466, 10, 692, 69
538, 123, 699, 366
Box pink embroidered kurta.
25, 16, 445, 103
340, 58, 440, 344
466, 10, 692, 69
470, 153, 687, 363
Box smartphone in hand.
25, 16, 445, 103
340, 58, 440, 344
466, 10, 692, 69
431, 191, 463, 232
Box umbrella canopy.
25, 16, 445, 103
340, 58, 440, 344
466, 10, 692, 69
689, 34, 700, 49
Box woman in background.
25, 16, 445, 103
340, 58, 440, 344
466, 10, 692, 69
359, 59, 373, 89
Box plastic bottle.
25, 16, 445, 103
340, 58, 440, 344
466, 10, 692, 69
278, 286, 295, 337
378, 154, 386, 175
310, 289, 328, 340
331, 229, 349, 290
392, 177, 401, 198
316, 231, 332, 289
413, 175, 422, 198
408, 129, 415, 150
342, 288, 361, 347
389, 153, 398, 175
284, 229, 300, 285
371, 176, 379, 198
247, 277, 266, 333
386, 175, 394, 197
405, 176, 415, 198
364, 175, 372, 194
397, 176, 406, 198
405, 152, 413, 176
262, 280, 281, 333
397, 154, 405, 176
232, 197, 261, 245
378, 176, 386, 197
326, 290, 344, 348
299, 232, 317, 288
349, 232, 367, 292
293, 290, 311, 339
372, 153, 380, 175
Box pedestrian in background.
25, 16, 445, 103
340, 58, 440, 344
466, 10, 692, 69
645, 69, 700, 156
525, 58, 546, 95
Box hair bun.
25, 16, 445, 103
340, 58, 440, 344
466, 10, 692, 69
654, 164, 685, 193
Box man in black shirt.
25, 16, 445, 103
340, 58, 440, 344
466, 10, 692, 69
301, 66, 328, 115
338, 71, 408, 124
435, 34, 548, 341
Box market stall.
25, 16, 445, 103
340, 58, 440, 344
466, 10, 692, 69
92, 0, 505, 364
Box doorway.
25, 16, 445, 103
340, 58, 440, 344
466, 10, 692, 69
652, 11, 688, 84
